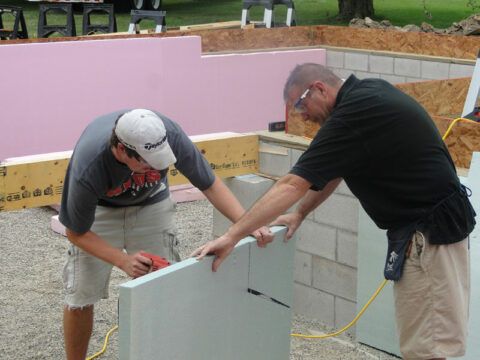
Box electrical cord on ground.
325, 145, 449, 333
86, 325, 118, 360
291, 279, 389, 339
88, 116, 479, 355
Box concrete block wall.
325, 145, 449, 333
325, 46, 475, 84
213, 174, 275, 237
213, 140, 360, 335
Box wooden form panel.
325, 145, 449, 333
0, 133, 258, 212
0, 153, 70, 212
119, 226, 294, 360
180, 25, 480, 60
314, 26, 480, 60
5, 25, 480, 62
396, 78, 470, 117
168, 133, 259, 186
444, 120, 480, 168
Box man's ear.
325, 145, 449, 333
314, 81, 334, 101
115, 143, 128, 160
312, 81, 327, 95
116, 142, 125, 152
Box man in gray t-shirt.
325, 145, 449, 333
60, 109, 272, 360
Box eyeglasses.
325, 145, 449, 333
293, 86, 312, 113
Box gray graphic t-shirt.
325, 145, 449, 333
59, 110, 215, 234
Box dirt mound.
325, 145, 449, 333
350, 14, 480, 36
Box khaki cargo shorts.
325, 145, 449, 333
393, 232, 470, 359
63, 197, 180, 308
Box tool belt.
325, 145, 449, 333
383, 184, 476, 281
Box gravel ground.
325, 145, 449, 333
0, 201, 399, 359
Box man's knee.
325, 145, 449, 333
64, 304, 94, 315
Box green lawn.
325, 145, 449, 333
0, 0, 476, 38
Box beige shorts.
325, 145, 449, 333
63, 197, 180, 308
393, 232, 470, 359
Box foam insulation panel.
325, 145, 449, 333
356, 152, 480, 359
0, 36, 325, 159
118, 226, 295, 360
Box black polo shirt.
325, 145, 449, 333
291, 75, 475, 244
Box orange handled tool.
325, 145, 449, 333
140, 251, 171, 272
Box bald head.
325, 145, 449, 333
283, 63, 342, 102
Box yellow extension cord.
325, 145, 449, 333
442, 117, 478, 141
86, 117, 478, 357
291, 279, 389, 339
86, 325, 118, 360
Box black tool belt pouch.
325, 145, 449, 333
384, 226, 415, 281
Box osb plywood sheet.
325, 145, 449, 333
396, 78, 470, 117
314, 26, 480, 60
286, 107, 319, 139
194, 27, 315, 52
194, 26, 480, 59
444, 120, 480, 169
316, 26, 423, 55
431, 116, 454, 138
194, 25, 478, 59
6, 25, 480, 60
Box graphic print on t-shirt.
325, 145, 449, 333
106, 170, 163, 197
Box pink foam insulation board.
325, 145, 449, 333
0, 36, 325, 160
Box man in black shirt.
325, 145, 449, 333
193, 64, 476, 359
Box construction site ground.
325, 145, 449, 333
0, 202, 399, 360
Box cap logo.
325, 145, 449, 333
144, 135, 167, 151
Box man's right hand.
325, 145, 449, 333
190, 234, 237, 272
270, 212, 304, 241
119, 252, 153, 278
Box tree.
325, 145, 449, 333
337, 0, 374, 21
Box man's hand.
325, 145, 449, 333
270, 212, 304, 241
250, 226, 274, 248
190, 235, 236, 272
119, 252, 153, 278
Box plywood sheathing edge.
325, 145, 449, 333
396, 77, 471, 117
313, 26, 480, 60
444, 120, 480, 168
3, 25, 480, 61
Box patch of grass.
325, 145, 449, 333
0, 0, 476, 39
372, 0, 476, 28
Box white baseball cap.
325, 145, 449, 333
115, 109, 177, 170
